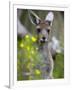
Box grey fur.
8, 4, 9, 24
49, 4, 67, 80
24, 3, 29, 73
29, 10, 54, 79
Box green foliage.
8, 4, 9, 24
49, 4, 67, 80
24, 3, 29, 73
17, 35, 64, 80
17, 10, 64, 80
17, 35, 44, 80
53, 53, 64, 78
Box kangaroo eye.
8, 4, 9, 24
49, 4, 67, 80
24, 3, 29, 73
37, 28, 41, 33
47, 29, 50, 33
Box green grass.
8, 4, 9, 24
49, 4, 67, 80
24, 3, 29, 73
53, 53, 64, 78
17, 35, 64, 80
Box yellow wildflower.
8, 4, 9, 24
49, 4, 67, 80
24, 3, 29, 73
32, 36, 37, 42
25, 34, 29, 39
32, 63, 35, 66
31, 50, 34, 54
35, 69, 41, 75
26, 46, 30, 51
20, 43, 24, 48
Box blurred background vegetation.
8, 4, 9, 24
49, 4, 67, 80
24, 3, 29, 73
17, 9, 64, 80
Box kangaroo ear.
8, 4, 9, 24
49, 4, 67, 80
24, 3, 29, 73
45, 12, 54, 26
28, 10, 41, 25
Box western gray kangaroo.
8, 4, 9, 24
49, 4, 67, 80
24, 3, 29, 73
28, 10, 54, 79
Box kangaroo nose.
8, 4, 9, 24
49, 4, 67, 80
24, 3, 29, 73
42, 37, 46, 40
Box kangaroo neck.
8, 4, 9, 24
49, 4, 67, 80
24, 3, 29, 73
39, 43, 48, 51
39, 43, 49, 55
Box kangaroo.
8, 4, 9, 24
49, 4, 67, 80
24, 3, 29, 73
28, 10, 54, 79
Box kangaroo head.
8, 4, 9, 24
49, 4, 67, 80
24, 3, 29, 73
28, 10, 54, 44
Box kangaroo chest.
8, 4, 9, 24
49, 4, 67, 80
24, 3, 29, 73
38, 44, 50, 64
